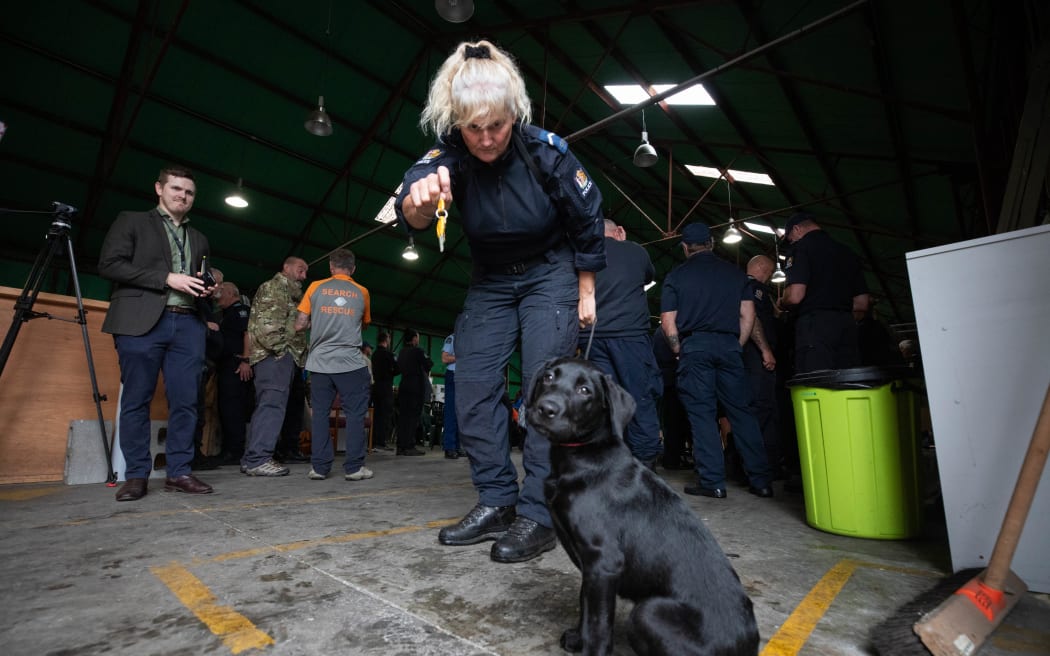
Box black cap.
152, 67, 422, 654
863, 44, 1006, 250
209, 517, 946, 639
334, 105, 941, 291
783, 212, 814, 237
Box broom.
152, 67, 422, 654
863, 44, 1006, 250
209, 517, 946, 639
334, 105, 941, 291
876, 382, 1050, 655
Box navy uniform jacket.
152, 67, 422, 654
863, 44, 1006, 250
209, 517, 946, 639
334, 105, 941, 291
661, 251, 750, 337
99, 208, 210, 336
594, 237, 655, 338
219, 301, 250, 362
394, 124, 605, 273
785, 230, 867, 314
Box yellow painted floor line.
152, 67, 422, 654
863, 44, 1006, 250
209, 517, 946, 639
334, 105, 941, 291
760, 558, 860, 656
757, 558, 940, 655
151, 562, 275, 655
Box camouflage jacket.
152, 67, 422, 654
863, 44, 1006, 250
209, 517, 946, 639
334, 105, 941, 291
247, 271, 308, 366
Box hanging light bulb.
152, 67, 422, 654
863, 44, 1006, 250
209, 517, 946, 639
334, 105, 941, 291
633, 110, 658, 167
721, 177, 742, 244
401, 234, 420, 261
771, 261, 787, 284
771, 237, 788, 283
723, 222, 743, 244
304, 96, 333, 136
435, 0, 474, 22
225, 178, 249, 208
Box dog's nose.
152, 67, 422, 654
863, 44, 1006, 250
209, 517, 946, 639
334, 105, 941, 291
537, 398, 562, 418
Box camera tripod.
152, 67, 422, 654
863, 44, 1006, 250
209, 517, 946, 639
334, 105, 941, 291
0, 203, 116, 484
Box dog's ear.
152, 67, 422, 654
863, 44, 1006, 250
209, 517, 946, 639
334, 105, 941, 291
600, 373, 636, 442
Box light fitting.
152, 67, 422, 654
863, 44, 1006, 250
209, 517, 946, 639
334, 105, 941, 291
721, 177, 741, 244
633, 110, 658, 168
225, 178, 248, 208
401, 235, 420, 261
722, 222, 743, 244
771, 262, 787, 284
436, 0, 474, 23
305, 96, 333, 136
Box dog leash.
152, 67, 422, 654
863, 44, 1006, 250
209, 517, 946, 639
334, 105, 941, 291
582, 319, 597, 359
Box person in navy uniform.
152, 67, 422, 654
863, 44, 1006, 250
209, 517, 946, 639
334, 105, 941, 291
214, 281, 253, 466
779, 212, 870, 373
582, 219, 662, 468
659, 223, 773, 500
396, 39, 605, 563
743, 255, 783, 477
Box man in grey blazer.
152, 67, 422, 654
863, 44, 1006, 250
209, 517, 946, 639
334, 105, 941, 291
99, 165, 217, 501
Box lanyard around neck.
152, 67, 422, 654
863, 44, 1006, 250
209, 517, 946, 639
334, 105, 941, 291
162, 219, 187, 273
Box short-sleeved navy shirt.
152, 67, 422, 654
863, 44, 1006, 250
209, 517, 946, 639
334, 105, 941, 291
661, 251, 751, 337
593, 237, 656, 338
748, 276, 777, 352
785, 230, 868, 314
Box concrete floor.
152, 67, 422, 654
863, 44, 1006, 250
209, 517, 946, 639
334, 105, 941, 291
1, 448, 1047, 656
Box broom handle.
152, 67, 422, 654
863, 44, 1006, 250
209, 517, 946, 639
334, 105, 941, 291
984, 382, 1050, 590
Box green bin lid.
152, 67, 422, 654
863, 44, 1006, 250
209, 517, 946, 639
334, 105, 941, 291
786, 365, 916, 390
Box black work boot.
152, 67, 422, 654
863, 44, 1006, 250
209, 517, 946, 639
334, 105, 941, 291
438, 503, 516, 545
490, 517, 557, 563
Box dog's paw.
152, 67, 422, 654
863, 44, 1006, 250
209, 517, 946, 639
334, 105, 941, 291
560, 627, 583, 652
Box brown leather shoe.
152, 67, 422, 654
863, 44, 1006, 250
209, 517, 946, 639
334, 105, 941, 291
115, 478, 148, 502
164, 474, 214, 494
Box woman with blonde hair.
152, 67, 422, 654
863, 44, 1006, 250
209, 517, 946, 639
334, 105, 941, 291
396, 40, 606, 563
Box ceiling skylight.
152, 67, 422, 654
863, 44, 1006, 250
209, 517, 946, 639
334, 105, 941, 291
743, 221, 777, 235
605, 83, 716, 106
685, 165, 775, 186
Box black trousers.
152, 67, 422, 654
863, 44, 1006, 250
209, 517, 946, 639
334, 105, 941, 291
742, 346, 781, 470
396, 388, 424, 450
216, 358, 250, 459
372, 382, 394, 446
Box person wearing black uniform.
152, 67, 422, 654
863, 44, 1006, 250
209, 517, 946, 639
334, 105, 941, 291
743, 255, 782, 476
780, 212, 870, 373
582, 219, 662, 467
214, 282, 253, 465
660, 223, 773, 499
652, 326, 692, 470
396, 40, 605, 563
370, 332, 399, 450
395, 329, 431, 456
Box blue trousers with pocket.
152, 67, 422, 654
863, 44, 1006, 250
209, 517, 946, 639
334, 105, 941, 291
454, 255, 579, 528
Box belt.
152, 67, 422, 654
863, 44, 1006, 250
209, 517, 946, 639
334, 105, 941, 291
487, 252, 549, 275
165, 305, 196, 315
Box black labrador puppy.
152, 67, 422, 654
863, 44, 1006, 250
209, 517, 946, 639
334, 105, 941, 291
527, 357, 759, 656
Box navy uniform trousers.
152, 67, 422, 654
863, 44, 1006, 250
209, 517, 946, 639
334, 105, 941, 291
677, 332, 772, 490
454, 256, 579, 528
585, 336, 663, 463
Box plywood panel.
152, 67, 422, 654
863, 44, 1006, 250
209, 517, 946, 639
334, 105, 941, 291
0, 287, 167, 484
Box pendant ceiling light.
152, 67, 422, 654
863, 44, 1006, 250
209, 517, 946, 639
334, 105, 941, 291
305, 4, 334, 137
771, 260, 787, 284
633, 110, 658, 168
401, 234, 420, 261
436, 0, 474, 23
722, 177, 743, 244
771, 237, 787, 283
224, 177, 249, 208
304, 96, 333, 137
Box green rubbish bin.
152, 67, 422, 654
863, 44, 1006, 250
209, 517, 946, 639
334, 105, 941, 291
787, 366, 922, 539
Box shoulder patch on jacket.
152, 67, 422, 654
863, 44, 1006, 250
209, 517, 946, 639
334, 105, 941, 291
416, 148, 444, 165
536, 129, 568, 154
573, 168, 594, 197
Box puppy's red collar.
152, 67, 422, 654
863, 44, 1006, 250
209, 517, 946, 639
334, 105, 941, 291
559, 442, 586, 448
